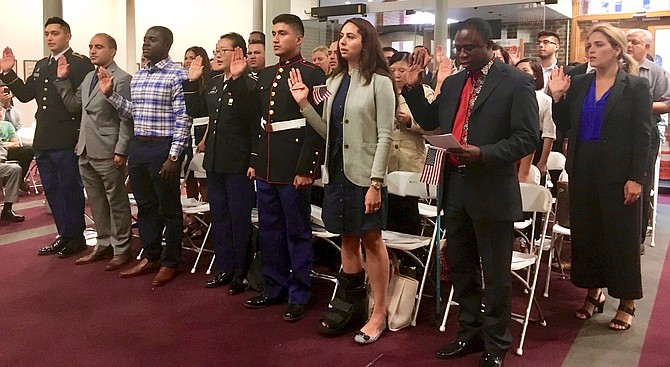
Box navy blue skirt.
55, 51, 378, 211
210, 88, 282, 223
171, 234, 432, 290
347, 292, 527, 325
322, 153, 387, 236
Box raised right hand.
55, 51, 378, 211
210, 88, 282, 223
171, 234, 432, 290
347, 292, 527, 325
1, 47, 16, 73
188, 55, 203, 81
287, 68, 309, 109
548, 66, 571, 102
57, 56, 70, 79
406, 47, 431, 89
98, 66, 114, 97
230, 47, 247, 79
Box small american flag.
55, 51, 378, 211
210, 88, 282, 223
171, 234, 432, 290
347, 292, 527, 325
420, 146, 446, 185
312, 84, 332, 105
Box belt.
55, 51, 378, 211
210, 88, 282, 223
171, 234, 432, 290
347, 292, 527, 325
447, 164, 467, 176
261, 118, 306, 133
135, 136, 170, 142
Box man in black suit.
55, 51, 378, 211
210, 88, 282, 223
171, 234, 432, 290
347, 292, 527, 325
404, 18, 539, 367
0, 17, 94, 257
185, 32, 259, 294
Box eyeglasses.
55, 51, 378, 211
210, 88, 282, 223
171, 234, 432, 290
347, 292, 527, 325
536, 40, 558, 46
452, 44, 483, 54
212, 48, 234, 56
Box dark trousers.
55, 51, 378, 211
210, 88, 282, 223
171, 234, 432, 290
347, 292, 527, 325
445, 174, 513, 354
35, 148, 85, 239
128, 138, 182, 268
570, 141, 642, 299
7, 146, 34, 178
207, 172, 255, 278
256, 179, 313, 304
641, 129, 660, 243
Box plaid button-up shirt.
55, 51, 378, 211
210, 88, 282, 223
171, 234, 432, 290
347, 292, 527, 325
108, 57, 191, 157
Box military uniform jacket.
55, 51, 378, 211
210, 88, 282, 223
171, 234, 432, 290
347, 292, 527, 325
1, 48, 94, 150
232, 54, 326, 183
185, 71, 260, 174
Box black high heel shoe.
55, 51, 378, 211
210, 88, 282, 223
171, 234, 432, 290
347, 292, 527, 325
609, 304, 635, 331
574, 292, 605, 320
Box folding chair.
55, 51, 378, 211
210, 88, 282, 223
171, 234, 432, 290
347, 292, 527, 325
544, 151, 566, 189
309, 204, 342, 305
544, 179, 571, 297
386, 171, 442, 237
180, 152, 213, 273
382, 228, 440, 326
440, 183, 552, 356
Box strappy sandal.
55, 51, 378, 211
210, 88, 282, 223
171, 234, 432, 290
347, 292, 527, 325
574, 293, 605, 320
609, 304, 635, 331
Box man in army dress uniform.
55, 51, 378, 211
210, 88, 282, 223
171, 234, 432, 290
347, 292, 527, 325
1, 17, 94, 257
231, 14, 325, 322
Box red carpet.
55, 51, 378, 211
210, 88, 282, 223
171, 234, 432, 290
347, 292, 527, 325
0, 231, 588, 367
639, 237, 670, 367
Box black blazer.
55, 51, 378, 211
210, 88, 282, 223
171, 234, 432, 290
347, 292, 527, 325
404, 61, 539, 221
185, 72, 260, 174
552, 70, 652, 184
1, 49, 94, 150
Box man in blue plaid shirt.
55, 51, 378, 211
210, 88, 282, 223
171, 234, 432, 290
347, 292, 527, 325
99, 26, 191, 287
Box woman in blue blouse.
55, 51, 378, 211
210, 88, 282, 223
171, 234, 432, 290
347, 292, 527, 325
549, 24, 652, 331
288, 18, 395, 344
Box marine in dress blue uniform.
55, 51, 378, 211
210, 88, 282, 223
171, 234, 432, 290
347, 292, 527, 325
233, 53, 325, 306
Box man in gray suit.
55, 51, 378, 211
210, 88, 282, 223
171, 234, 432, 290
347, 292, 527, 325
54, 33, 133, 271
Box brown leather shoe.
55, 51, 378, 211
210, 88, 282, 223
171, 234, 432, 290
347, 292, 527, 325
105, 252, 132, 271
75, 246, 113, 265
152, 267, 176, 286
119, 258, 161, 278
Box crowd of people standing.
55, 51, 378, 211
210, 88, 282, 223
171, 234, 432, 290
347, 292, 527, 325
0, 10, 667, 367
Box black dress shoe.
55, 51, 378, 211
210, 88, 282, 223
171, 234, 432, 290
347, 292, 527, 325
479, 352, 505, 367
228, 279, 248, 295
38, 237, 68, 256
1, 209, 25, 222
436, 339, 485, 359
283, 304, 307, 322
205, 272, 233, 288
244, 294, 284, 309
58, 237, 87, 258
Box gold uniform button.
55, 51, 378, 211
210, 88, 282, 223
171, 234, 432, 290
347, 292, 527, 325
279, 68, 284, 73
269, 110, 274, 115
42, 97, 47, 101
42, 106, 47, 109
276, 75, 282, 80
295, 138, 300, 142
44, 79, 49, 83
43, 87, 48, 91
270, 101, 275, 106
273, 82, 277, 87
271, 92, 276, 97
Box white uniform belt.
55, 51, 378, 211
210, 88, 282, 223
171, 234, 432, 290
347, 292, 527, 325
261, 118, 306, 133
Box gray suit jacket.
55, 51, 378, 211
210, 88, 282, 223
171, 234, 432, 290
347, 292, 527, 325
55, 62, 132, 159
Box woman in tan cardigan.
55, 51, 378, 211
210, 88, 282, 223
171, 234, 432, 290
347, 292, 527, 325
289, 18, 395, 344
387, 51, 436, 234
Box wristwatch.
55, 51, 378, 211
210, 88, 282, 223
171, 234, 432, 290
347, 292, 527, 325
169, 154, 179, 162
370, 180, 382, 190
